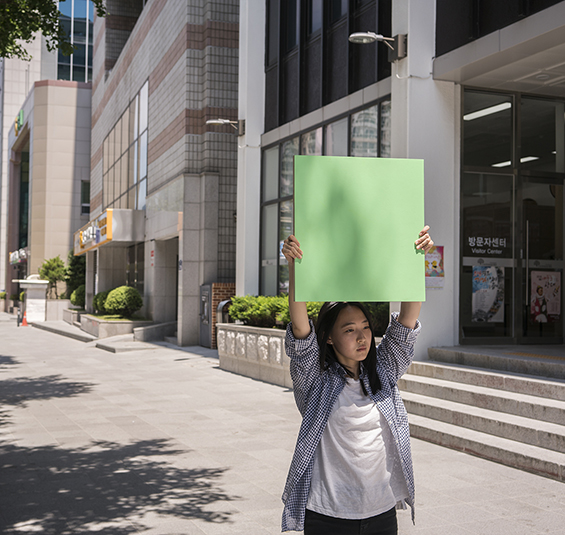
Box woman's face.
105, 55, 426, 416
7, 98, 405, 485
537, 287, 544, 296
328, 306, 372, 377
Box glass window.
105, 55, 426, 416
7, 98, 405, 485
329, 0, 348, 23
351, 105, 379, 157
133, 140, 139, 184
121, 155, 128, 197
300, 128, 322, 155
325, 117, 348, 156
279, 200, 293, 294
261, 204, 278, 296
308, 0, 323, 34
283, 0, 299, 52
139, 131, 147, 179
59, 0, 73, 18
463, 91, 513, 168
262, 146, 279, 202
108, 129, 114, 169
121, 111, 129, 155
521, 97, 565, 174
133, 95, 139, 140
280, 137, 299, 197
380, 100, 391, 158
139, 81, 148, 134
81, 180, 90, 213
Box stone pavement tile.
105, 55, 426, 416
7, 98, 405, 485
457, 517, 540, 535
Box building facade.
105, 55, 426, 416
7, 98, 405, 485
77, 0, 239, 345
237, 0, 565, 358
5, 80, 91, 297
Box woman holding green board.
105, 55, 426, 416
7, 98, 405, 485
280, 226, 434, 534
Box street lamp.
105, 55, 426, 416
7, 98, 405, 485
206, 118, 245, 136
348, 32, 407, 61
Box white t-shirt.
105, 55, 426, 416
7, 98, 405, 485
306, 378, 409, 519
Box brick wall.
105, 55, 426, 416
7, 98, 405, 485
211, 282, 235, 349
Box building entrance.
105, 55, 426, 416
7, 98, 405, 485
461, 89, 564, 345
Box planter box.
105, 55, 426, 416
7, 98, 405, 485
63, 308, 85, 325
80, 314, 153, 339
217, 323, 291, 388
46, 299, 74, 321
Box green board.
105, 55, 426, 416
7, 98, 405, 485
293, 155, 425, 302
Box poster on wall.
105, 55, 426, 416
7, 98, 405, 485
472, 266, 505, 322
530, 271, 561, 323
425, 246, 444, 289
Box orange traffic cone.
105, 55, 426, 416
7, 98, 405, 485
22, 311, 28, 326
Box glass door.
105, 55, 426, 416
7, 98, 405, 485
519, 178, 564, 343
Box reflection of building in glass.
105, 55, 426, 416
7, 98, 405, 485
351, 106, 379, 157
58, 0, 95, 82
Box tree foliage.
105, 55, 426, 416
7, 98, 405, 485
0, 0, 107, 61
39, 255, 67, 298
105, 286, 143, 318
66, 250, 86, 296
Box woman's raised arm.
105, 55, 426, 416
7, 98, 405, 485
282, 235, 311, 339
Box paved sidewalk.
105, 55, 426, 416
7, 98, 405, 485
0, 315, 563, 534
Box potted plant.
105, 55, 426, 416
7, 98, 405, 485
0, 291, 6, 313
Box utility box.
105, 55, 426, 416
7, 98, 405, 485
12, 275, 49, 323
199, 284, 211, 347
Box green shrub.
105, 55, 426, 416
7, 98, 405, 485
10, 294, 19, 302
105, 286, 143, 317
229, 295, 323, 329
19, 291, 25, 302
364, 302, 390, 337
93, 289, 111, 314
0, 291, 6, 300
228, 295, 286, 328
70, 284, 85, 308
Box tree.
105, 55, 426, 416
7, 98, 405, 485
0, 0, 107, 61
66, 249, 86, 297
39, 255, 67, 298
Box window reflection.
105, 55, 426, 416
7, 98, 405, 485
280, 137, 299, 197
463, 91, 513, 168
300, 128, 322, 155
351, 105, 379, 157
325, 117, 348, 156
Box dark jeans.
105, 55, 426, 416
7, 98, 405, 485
304, 507, 398, 535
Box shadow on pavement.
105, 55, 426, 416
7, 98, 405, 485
0, 439, 237, 534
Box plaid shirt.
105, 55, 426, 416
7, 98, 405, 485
281, 312, 421, 532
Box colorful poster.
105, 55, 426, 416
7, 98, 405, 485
530, 271, 561, 323
472, 266, 505, 322
425, 246, 444, 289
294, 155, 425, 302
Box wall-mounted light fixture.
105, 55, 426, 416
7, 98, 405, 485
206, 118, 246, 136
348, 32, 407, 62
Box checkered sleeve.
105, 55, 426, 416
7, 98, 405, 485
285, 320, 320, 415
376, 312, 421, 385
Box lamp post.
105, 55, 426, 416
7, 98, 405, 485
205, 118, 246, 136
348, 32, 407, 62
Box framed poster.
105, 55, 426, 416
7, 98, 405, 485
530, 271, 561, 323
294, 155, 425, 302
472, 266, 505, 322
425, 245, 444, 289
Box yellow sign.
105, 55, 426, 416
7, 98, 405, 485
14, 110, 23, 136
73, 209, 113, 255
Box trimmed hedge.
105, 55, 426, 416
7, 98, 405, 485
228, 295, 389, 335
70, 284, 85, 308
93, 290, 111, 314
105, 286, 143, 317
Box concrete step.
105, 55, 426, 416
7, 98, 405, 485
429, 346, 565, 380
409, 361, 565, 401
408, 413, 565, 481
95, 334, 155, 353
398, 374, 565, 426
32, 321, 96, 343
402, 391, 565, 454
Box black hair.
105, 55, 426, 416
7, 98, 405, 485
315, 301, 381, 396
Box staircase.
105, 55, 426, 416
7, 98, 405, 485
399, 360, 565, 482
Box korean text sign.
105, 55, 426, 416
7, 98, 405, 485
294, 155, 425, 302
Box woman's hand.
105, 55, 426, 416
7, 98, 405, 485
415, 225, 434, 254
282, 235, 303, 265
